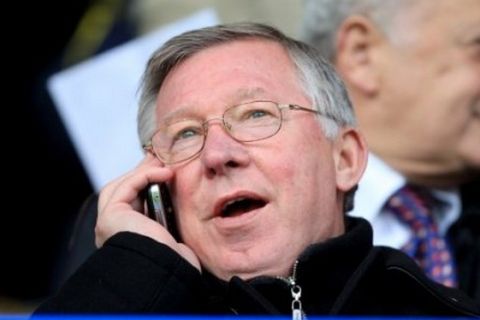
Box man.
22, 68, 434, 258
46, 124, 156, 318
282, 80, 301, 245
35, 23, 478, 316
301, 0, 480, 299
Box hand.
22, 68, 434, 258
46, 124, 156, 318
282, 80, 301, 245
96, 153, 201, 271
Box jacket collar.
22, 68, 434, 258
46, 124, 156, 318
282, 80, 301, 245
203, 217, 374, 314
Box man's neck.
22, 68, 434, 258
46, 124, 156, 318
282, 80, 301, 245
370, 147, 478, 188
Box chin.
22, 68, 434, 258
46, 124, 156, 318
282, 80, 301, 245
205, 251, 280, 281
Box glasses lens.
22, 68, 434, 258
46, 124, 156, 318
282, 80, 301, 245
151, 101, 283, 164
225, 101, 281, 141
152, 119, 204, 163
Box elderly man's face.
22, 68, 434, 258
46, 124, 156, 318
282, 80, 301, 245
154, 39, 353, 280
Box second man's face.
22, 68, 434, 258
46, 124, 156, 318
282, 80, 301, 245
374, 0, 480, 184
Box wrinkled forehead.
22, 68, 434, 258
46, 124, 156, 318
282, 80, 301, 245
155, 39, 309, 118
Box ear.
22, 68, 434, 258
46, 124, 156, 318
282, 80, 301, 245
335, 15, 383, 95
333, 127, 368, 192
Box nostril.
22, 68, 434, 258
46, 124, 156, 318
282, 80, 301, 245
226, 160, 239, 168
208, 167, 216, 176
207, 160, 238, 176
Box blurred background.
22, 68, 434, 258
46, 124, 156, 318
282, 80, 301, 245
2, 0, 303, 312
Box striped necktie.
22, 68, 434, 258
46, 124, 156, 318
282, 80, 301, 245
385, 184, 458, 287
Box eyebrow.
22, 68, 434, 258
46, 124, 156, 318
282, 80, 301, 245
158, 87, 270, 124
159, 108, 198, 125
232, 87, 268, 101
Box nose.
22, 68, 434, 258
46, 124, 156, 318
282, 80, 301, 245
200, 120, 250, 177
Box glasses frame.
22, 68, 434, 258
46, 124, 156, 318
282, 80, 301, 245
143, 101, 321, 164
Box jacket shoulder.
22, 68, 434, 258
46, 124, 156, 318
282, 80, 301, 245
335, 245, 479, 316
35, 232, 205, 314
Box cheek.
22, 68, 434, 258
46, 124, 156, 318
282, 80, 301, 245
457, 119, 480, 167
428, 90, 477, 141
269, 135, 317, 181
432, 61, 480, 120
169, 168, 202, 220
401, 66, 479, 145
275, 133, 336, 203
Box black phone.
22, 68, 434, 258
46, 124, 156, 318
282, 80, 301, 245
144, 183, 180, 241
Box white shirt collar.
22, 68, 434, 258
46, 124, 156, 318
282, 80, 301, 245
431, 189, 461, 235
350, 153, 405, 221
349, 153, 461, 247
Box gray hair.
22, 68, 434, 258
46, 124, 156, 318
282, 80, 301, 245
300, 0, 416, 61
137, 22, 356, 147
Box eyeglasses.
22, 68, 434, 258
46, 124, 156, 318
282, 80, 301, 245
143, 100, 321, 164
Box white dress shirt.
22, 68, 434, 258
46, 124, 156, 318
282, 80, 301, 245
349, 153, 461, 248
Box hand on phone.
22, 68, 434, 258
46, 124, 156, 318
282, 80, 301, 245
96, 155, 174, 247
96, 155, 200, 271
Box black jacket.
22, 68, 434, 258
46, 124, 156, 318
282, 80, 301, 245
57, 180, 480, 302
36, 218, 479, 316
451, 178, 480, 300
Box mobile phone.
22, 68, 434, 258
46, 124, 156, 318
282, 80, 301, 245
144, 183, 180, 241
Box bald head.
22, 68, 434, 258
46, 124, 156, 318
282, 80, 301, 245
301, 0, 424, 61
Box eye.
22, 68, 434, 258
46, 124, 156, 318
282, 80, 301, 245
241, 105, 277, 121
248, 109, 268, 119
225, 101, 280, 127
165, 120, 204, 148
173, 127, 201, 142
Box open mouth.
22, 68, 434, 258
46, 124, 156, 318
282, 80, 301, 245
219, 197, 267, 218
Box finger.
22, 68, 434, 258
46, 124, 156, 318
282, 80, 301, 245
95, 203, 176, 248
98, 166, 174, 222
98, 156, 171, 213
105, 167, 173, 209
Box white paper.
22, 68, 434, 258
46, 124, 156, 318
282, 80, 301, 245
48, 9, 219, 191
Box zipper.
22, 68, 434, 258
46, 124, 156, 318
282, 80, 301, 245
276, 261, 306, 320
